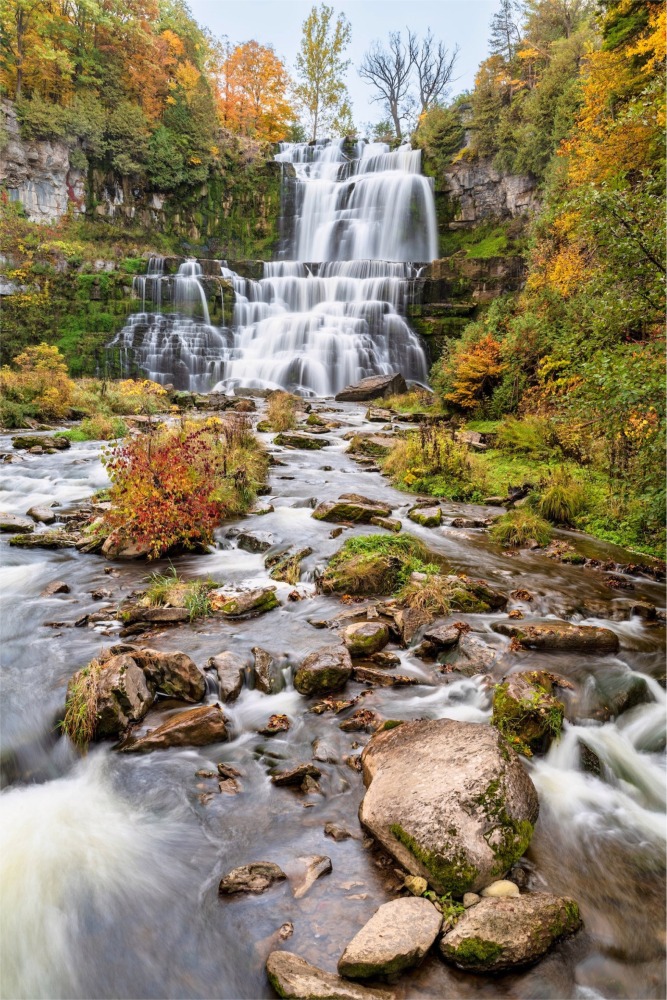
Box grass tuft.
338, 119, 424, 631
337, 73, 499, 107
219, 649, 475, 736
490, 509, 553, 548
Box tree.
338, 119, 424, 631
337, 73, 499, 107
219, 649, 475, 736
219, 40, 296, 142
489, 0, 524, 62
294, 3, 353, 140
414, 29, 459, 114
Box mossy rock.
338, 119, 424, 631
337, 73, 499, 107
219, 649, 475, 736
408, 505, 442, 527
342, 621, 390, 657
273, 432, 328, 450
320, 534, 435, 597
492, 672, 565, 757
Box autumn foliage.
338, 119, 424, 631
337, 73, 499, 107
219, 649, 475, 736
102, 417, 268, 558
0, 343, 74, 420
218, 41, 296, 142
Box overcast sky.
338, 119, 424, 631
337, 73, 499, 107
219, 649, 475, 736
188, 0, 497, 128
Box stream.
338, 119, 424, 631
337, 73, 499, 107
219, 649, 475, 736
0, 405, 665, 1000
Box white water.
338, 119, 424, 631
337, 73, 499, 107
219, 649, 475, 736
110, 139, 436, 395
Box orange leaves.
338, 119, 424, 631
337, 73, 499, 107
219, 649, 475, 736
217, 41, 296, 142
444, 335, 506, 411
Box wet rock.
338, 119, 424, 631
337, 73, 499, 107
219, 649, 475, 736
131, 649, 206, 703
369, 516, 401, 532
252, 647, 283, 695
12, 434, 70, 450
339, 709, 380, 733
271, 763, 322, 786
212, 587, 279, 617
366, 407, 395, 422
206, 651, 245, 702
348, 434, 395, 458
352, 667, 418, 687
313, 739, 338, 763
9, 530, 77, 549
266, 951, 395, 1000
415, 623, 461, 658
313, 497, 391, 524
274, 432, 329, 450
368, 651, 401, 668
404, 875, 428, 896
335, 372, 407, 403
359, 719, 539, 896
448, 575, 507, 612
119, 704, 228, 753
393, 605, 434, 645
123, 606, 191, 624
294, 645, 353, 696
338, 897, 442, 979
450, 517, 487, 529
250, 501, 274, 516
40, 579, 70, 596
446, 633, 497, 677
292, 855, 332, 898
269, 547, 312, 584
492, 671, 565, 756
77, 652, 156, 739
0, 513, 35, 533
463, 892, 480, 908
236, 530, 275, 553
91, 587, 112, 600
26, 505, 57, 524
325, 822, 353, 841
592, 668, 652, 719
408, 505, 442, 528
260, 714, 291, 736
219, 862, 286, 895
492, 620, 619, 654
343, 621, 390, 657
480, 879, 520, 898
439, 892, 581, 971
100, 529, 151, 560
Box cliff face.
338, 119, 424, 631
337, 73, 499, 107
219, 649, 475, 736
441, 159, 539, 228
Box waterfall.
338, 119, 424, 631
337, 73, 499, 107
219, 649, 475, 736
110, 139, 437, 396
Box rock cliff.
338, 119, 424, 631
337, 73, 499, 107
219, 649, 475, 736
442, 158, 539, 228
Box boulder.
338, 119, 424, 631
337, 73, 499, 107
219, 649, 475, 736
366, 407, 395, 422
591, 667, 653, 719
269, 547, 312, 584
0, 513, 34, 533
492, 620, 619, 654
26, 505, 57, 524
359, 719, 539, 896
335, 373, 407, 403
206, 651, 245, 702
219, 862, 286, 895
393, 605, 434, 645
369, 516, 401, 533
266, 952, 395, 1000
453, 634, 498, 676
273, 432, 329, 450
313, 497, 391, 524
408, 506, 442, 528
352, 667, 418, 687
349, 435, 395, 458
9, 531, 77, 549
342, 622, 390, 657
448, 576, 507, 612
292, 855, 332, 899
236, 530, 275, 553
86, 653, 156, 739
101, 529, 152, 560
253, 647, 283, 694
12, 434, 70, 451
130, 649, 206, 702
492, 671, 565, 756
271, 763, 321, 786
439, 892, 581, 971
338, 897, 442, 979
212, 587, 279, 617
40, 579, 70, 596
119, 704, 228, 752
294, 645, 353, 696
415, 623, 461, 659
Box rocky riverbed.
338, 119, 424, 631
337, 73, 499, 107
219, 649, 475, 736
0, 396, 665, 1000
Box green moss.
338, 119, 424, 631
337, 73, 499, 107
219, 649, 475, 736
447, 936, 503, 967
320, 533, 443, 596
390, 823, 479, 895
492, 679, 565, 757
473, 776, 534, 876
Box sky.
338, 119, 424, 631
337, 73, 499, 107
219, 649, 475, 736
188, 0, 497, 128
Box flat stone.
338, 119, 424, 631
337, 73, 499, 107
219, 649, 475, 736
338, 897, 442, 979
26, 505, 57, 524
119, 704, 228, 753
439, 892, 581, 971
492, 620, 619, 654
236, 530, 275, 553
9, 531, 77, 549
352, 667, 418, 687
274, 432, 329, 450
335, 372, 407, 402
219, 862, 286, 895
0, 513, 35, 533
294, 645, 353, 696
266, 951, 395, 1000
253, 646, 283, 694
40, 579, 70, 596
206, 651, 245, 702
343, 621, 390, 657
292, 855, 332, 898
212, 587, 279, 617
271, 763, 321, 786
480, 879, 520, 898
422, 624, 461, 650
408, 506, 442, 528
125, 606, 190, 624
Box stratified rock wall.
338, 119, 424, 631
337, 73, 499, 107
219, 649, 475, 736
442, 158, 540, 228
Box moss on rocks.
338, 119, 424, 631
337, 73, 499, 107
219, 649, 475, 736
390, 823, 479, 896
492, 673, 565, 757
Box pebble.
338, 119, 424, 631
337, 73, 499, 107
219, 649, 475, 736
463, 892, 481, 908
480, 880, 520, 898
404, 875, 428, 896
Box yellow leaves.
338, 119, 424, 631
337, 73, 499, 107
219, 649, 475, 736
175, 60, 201, 97
162, 29, 184, 57
189, 156, 202, 165
626, 6, 666, 75
444, 335, 506, 411
518, 46, 541, 61
625, 407, 660, 442
217, 40, 296, 142
0, 343, 74, 419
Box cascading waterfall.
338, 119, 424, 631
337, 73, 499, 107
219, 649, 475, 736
110, 138, 437, 395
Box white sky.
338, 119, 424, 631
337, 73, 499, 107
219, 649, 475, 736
188, 0, 497, 127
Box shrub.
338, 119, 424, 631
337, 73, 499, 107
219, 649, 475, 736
495, 416, 557, 460
0, 343, 74, 420
63, 415, 128, 441
382, 424, 484, 499
104, 379, 170, 415
102, 416, 267, 558
534, 469, 586, 525
490, 510, 553, 548
434, 333, 506, 411
266, 391, 299, 430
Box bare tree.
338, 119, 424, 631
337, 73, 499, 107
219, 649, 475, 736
358, 31, 417, 142
414, 30, 459, 114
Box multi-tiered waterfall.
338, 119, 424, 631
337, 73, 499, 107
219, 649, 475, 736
111, 138, 437, 395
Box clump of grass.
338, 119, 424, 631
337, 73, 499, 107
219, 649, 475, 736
143, 567, 217, 620
62, 415, 128, 441
495, 416, 557, 460
533, 468, 587, 525
383, 389, 438, 414
490, 509, 553, 548
266, 391, 299, 431
382, 424, 484, 499
183, 580, 214, 620
397, 572, 452, 616
320, 533, 442, 596
62, 661, 102, 751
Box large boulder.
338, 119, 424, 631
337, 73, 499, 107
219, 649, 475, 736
101, 528, 152, 560
313, 496, 392, 524
335, 373, 407, 402
439, 893, 581, 971
266, 952, 395, 1000
91, 653, 156, 739
338, 897, 442, 978
206, 651, 245, 702
211, 587, 279, 618
118, 704, 228, 752
359, 719, 539, 896
0, 513, 34, 533
492, 671, 566, 756
294, 645, 353, 696
130, 649, 206, 703
492, 620, 619, 654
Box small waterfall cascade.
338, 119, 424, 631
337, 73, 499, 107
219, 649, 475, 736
110, 138, 437, 395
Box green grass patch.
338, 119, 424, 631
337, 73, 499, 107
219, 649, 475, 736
490, 509, 553, 548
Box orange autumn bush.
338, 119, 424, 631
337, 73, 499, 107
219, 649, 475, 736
0, 343, 74, 420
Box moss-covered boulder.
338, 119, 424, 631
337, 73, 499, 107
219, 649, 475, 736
320, 534, 435, 597
408, 505, 442, 527
492, 671, 566, 757
294, 645, 353, 696
492, 620, 619, 653
348, 434, 395, 458
359, 719, 539, 896
211, 586, 279, 617
312, 494, 392, 524
273, 432, 329, 450
342, 621, 390, 657
448, 575, 507, 612
268, 547, 312, 584
12, 434, 70, 451
439, 893, 581, 971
